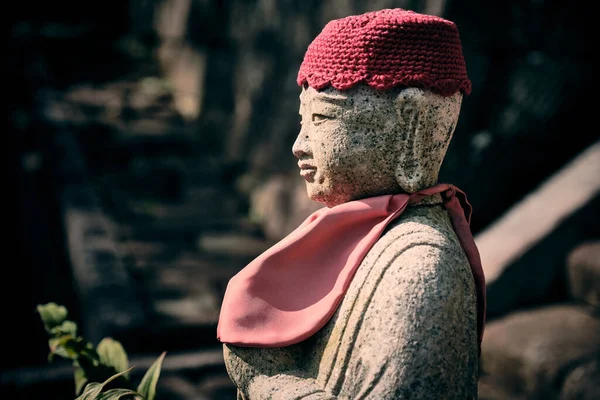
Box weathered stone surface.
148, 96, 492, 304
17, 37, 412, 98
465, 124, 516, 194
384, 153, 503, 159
480, 305, 600, 399
567, 241, 600, 308
293, 85, 462, 205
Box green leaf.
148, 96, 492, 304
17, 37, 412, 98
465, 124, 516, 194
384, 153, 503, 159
77, 358, 124, 389
74, 364, 88, 395
37, 303, 68, 333
50, 320, 78, 337
97, 388, 141, 400
77, 343, 102, 368
136, 352, 166, 400
49, 336, 98, 363
75, 382, 103, 400
49, 336, 82, 360
102, 367, 134, 386
75, 368, 134, 400
97, 338, 129, 377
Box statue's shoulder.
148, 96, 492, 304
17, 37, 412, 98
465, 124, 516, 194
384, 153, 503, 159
369, 204, 473, 286
380, 204, 463, 253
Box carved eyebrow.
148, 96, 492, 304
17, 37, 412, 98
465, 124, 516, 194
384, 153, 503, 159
315, 93, 349, 106
299, 89, 349, 108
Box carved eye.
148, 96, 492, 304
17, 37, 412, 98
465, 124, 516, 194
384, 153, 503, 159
312, 113, 331, 124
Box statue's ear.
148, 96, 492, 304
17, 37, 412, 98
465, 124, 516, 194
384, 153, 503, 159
393, 88, 428, 193
393, 89, 463, 193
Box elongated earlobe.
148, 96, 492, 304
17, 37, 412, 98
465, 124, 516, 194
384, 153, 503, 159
394, 89, 426, 193
393, 89, 463, 193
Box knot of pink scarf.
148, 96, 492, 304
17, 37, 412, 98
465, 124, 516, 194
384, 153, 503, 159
217, 183, 485, 352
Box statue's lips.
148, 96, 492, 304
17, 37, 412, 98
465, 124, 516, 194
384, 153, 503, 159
298, 162, 317, 182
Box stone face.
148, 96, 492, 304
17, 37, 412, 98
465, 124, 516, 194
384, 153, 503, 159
567, 241, 600, 308
293, 85, 462, 206
480, 305, 600, 399
224, 204, 479, 399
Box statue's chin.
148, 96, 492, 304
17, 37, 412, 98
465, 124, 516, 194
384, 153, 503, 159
306, 184, 350, 208
306, 186, 329, 206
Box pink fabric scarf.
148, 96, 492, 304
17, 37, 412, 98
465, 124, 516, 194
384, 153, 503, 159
217, 183, 486, 352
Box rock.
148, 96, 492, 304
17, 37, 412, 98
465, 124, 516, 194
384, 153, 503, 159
560, 358, 600, 400
481, 304, 600, 399
567, 241, 600, 308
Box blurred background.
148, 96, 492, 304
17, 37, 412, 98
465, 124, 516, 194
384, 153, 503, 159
4, 0, 598, 399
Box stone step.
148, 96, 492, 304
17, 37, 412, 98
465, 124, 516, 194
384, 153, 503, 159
131, 252, 250, 329
112, 130, 197, 157
50, 128, 146, 345
196, 232, 271, 258
116, 216, 252, 242
114, 195, 247, 239
117, 240, 176, 265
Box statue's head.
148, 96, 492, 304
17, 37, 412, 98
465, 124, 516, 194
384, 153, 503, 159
292, 9, 470, 207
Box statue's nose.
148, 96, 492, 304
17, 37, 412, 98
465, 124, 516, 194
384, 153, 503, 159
292, 130, 312, 159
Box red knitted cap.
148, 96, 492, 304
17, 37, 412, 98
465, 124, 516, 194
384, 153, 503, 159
297, 8, 471, 96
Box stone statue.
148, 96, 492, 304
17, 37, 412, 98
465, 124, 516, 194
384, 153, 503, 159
217, 8, 486, 399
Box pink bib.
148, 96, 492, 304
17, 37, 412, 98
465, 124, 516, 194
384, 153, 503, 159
217, 184, 485, 352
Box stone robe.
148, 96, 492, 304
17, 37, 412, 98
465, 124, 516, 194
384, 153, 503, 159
224, 200, 479, 400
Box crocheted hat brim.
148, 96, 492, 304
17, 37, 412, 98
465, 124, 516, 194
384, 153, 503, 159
297, 8, 472, 97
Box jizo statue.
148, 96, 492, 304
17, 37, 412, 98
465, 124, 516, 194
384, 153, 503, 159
217, 8, 486, 400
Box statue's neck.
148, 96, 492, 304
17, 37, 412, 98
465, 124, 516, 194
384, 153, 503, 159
345, 191, 443, 207
411, 193, 443, 207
